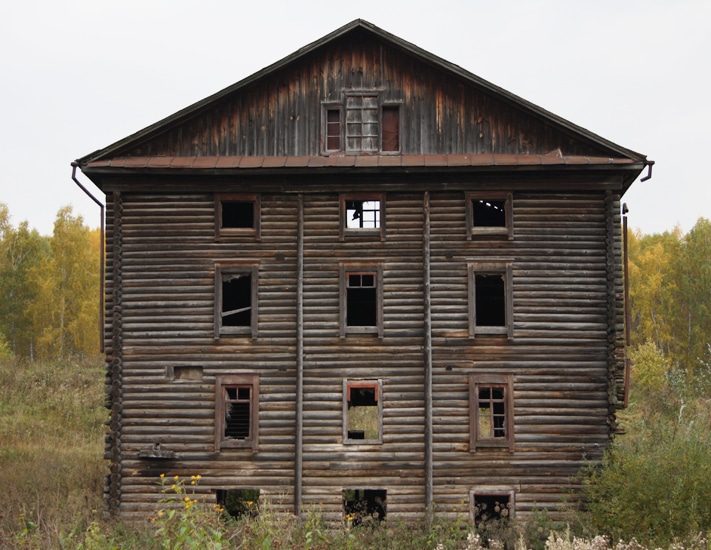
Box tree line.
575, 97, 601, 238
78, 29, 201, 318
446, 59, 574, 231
1, 202, 709, 378
0, 204, 101, 360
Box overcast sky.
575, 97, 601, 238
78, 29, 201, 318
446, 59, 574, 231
1, 0, 708, 236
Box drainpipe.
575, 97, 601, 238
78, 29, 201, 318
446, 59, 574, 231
71, 163, 105, 353
295, 193, 304, 517
622, 203, 631, 407
423, 191, 433, 519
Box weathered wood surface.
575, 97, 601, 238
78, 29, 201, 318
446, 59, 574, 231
103, 187, 623, 520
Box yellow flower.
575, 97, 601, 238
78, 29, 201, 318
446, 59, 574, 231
159, 473, 165, 479
173, 475, 179, 481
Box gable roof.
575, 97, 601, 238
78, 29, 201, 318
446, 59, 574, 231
76, 19, 648, 184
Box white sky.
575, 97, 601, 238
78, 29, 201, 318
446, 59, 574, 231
1, 0, 708, 236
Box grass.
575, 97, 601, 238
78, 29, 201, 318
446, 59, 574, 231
1, 355, 710, 549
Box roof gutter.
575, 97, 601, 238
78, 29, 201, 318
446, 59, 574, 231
640, 160, 655, 182
71, 162, 105, 353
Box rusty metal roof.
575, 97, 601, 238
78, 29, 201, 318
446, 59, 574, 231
85, 153, 638, 172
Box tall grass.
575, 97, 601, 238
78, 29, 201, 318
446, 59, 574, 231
0, 356, 106, 546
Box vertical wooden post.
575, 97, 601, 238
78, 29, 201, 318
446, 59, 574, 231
423, 191, 433, 519
295, 193, 304, 516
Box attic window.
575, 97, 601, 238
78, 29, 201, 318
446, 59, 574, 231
216, 194, 261, 240
322, 96, 400, 154
466, 192, 513, 239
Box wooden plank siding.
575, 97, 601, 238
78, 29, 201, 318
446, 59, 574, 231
122, 31, 611, 160
102, 185, 623, 521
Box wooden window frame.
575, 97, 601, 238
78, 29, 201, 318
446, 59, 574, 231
340, 264, 384, 338
468, 262, 513, 339
469, 374, 514, 451
215, 193, 261, 241
215, 263, 259, 339
465, 192, 513, 240
343, 379, 383, 445
322, 103, 343, 154
215, 374, 259, 451
469, 487, 515, 522
339, 193, 386, 241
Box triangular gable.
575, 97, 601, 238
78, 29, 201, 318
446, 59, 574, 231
77, 19, 646, 169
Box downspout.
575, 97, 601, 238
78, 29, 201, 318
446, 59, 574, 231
423, 191, 433, 520
71, 163, 105, 353
622, 203, 631, 407
295, 193, 304, 517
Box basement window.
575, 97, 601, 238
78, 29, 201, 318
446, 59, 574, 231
340, 194, 385, 240
340, 265, 383, 337
468, 263, 513, 338
215, 375, 259, 450
470, 490, 514, 527
466, 192, 513, 239
215, 264, 258, 338
343, 489, 386, 525
343, 380, 383, 444
216, 488, 260, 518
215, 194, 261, 240
469, 374, 514, 451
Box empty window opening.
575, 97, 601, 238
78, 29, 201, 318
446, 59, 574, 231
346, 383, 380, 441
346, 95, 379, 152
224, 386, 252, 440
347, 272, 377, 327
472, 493, 511, 527
478, 386, 507, 439
473, 199, 506, 227
216, 489, 260, 519
171, 366, 203, 381
222, 201, 255, 229
381, 105, 400, 152
346, 200, 381, 229
326, 108, 341, 151
343, 489, 386, 525
222, 273, 252, 327
475, 274, 506, 327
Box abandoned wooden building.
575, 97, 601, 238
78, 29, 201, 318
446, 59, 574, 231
74, 19, 651, 523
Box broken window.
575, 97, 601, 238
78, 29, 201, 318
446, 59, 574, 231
343, 380, 383, 444
340, 265, 383, 337
466, 192, 513, 239
340, 194, 386, 240
215, 375, 259, 450
468, 263, 513, 338
323, 95, 401, 155
216, 488, 260, 518
215, 194, 260, 240
470, 374, 514, 451
343, 489, 386, 525
215, 264, 258, 338
470, 491, 513, 528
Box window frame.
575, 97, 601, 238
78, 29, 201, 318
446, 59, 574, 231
468, 262, 513, 339
215, 193, 261, 241
469, 374, 514, 452
465, 192, 513, 240
215, 374, 260, 451
339, 193, 386, 241
340, 263, 384, 338
215, 263, 259, 339
322, 103, 343, 154
343, 379, 384, 445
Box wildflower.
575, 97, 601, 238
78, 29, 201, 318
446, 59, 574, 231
173, 475, 179, 481
159, 473, 165, 479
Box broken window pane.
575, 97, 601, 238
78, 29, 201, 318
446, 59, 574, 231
222, 273, 251, 327
346, 200, 380, 229
224, 386, 251, 439
347, 385, 379, 440
475, 274, 506, 327
478, 385, 507, 439
472, 199, 506, 227
346, 272, 377, 326
222, 201, 255, 229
